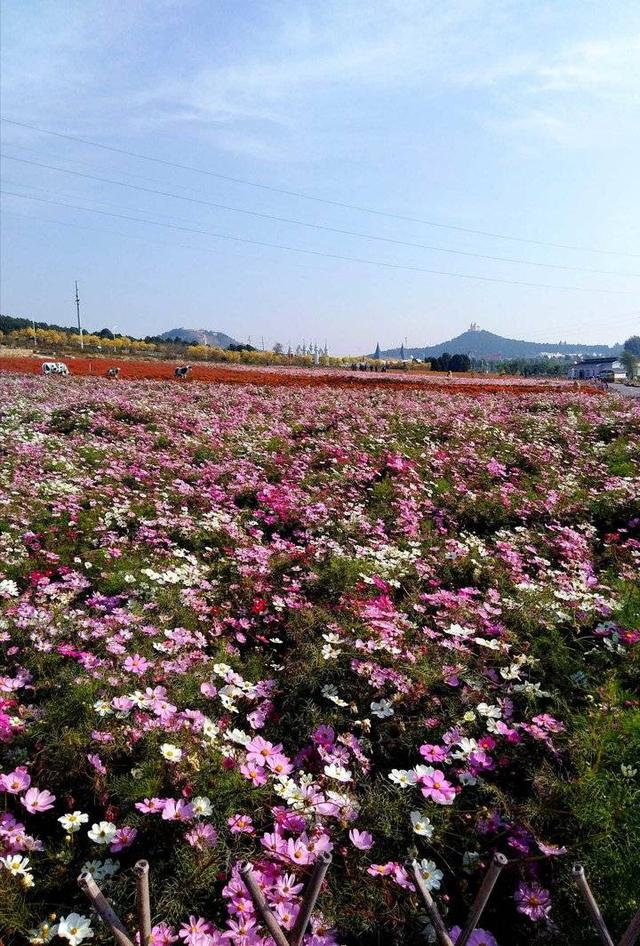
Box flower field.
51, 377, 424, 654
0, 374, 638, 946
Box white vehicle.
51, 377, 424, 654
41, 362, 70, 376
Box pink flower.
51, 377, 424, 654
162, 799, 194, 821
185, 823, 218, 850
0, 766, 31, 794
272, 872, 304, 902
136, 797, 165, 814
367, 863, 395, 877
245, 736, 283, 767
265, 754, 293, 776
274, 902, 299, 931
239, 763, 267, 787
228, 814, 254, 834
514, 882, 552, 921
286, 837, 312, 865
420, 770, 456, 805
87, 753, 107, 775
348, 829, 374, 850
110, 825, 138, 852
179, 916, 215, 946
124, 654, 152, 675
149, 922, 178, 946
419, 744, 448, 763
21, 786, 56, 814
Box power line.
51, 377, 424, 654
2, 188, 635, 295
5, 207, 637, 341
11, 203, 640, 339
3, 116, 639, 260
5, 152, 638, 280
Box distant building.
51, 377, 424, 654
568, 357, 626, 381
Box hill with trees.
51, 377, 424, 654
374, 328, 623, 361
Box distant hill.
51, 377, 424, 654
158, 327, 240, 349
373, 329, 622, 361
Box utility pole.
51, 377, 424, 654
75, 281, 84, 350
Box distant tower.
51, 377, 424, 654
374, 342, 381, 360
400, 342, 405, 361
469, 321, 480, 332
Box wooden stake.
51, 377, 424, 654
619, 907, 640, 946
409, 859, 455, 946
78, 870, 135, 946
573, 864, 615, 946
290, 852, 332, 946
455, 853, 508, 946
240, 861, 290, 946
134, 860, 152, 946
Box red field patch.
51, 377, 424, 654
0, 354, 591, 395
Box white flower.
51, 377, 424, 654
93, 700, 113, 717
190, 796, 213, 817
388, 768, 417, 788
512, 681, 551, 697
82, 859, 119, 881
57, 913, 94, 945
413, 764, 435, 780
321, 684, 348, 707
224, 727, 251, 746
160, 743, 182, 762
370, 699, 394, 719
473, 636, 503, 651
58, 811, 89, 834
0, 578, 19, 597
321, 643, 342, 660
1, 853, 31, 876
87, 821, 117, 845
476, 702, 502, 719
202, 718, 219, 741
27, 920, 59, 944
322, 632, 342, 644
219, 693, 238, 712
324, 763, 353, 782
410, 811, 434, 838
621, 764, 638, 778
451, 738, 478, 760
445, 624, 473, 638
417, 859, 443, 891
212, 662, 232, 676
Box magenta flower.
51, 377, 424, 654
21, 786, 56, 814
110, 825, 138, 852
514, 882, 552, 920
420, 770, 456, 805
348, 829, 374, 850
419, 744, 448, 763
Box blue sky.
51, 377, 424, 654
1, 0, 639, 353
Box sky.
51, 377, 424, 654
1, 0, 640, 354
